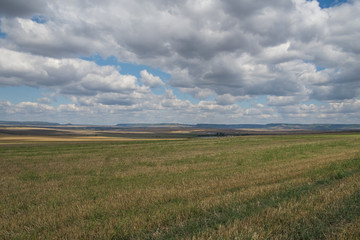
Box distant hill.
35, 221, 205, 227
116, 123, 191, 128
195, 123, 360, 130
115, 123, 360, 131
1, 120, 359, 131
268, 123, 360, 130
0, 121, 60, 126
195, 124, 266, 129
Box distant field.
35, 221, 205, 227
0, 126, 186, 144
0, 126, 197, 142
0, 135, 175, 144
1, 133, 360, 239
0, 136, 159, 144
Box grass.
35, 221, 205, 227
0, 135, 177, 144
1, 133, 360, 239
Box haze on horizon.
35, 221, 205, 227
0, 0, 359, 125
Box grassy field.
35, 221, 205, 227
1, 133, 360, 239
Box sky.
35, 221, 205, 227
0, 0, 359, 125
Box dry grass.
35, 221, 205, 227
1, 133, 360, 239
0, 135, 169, 144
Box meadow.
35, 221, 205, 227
1, 133, 360, 239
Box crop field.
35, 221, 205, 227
1, 133, 360, 239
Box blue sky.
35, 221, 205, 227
317, 0, 348, 8
0, 0, 359, 124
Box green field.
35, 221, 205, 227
1, 134, 360, 239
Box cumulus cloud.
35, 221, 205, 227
0, 0, 359, 123
178, 87, 215, 100
140, 70, 164, 88
0, 0, 48, 17
267, 96, 303, 106
0, 48, 139, 96
2, 1, 358, 99
215, 94, 251, 106
1, 18, 105, 57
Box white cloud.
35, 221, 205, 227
82, 72, 138, 92
176, 87, 214, 100
0, 0, 360, 123
140, 70, 164, 88
0, 0, 48, 17
0, 48, 144, 97
267, 96, 300, 106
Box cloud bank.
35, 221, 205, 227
0, 0, 359, 124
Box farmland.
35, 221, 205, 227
1, 129, 360, 239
